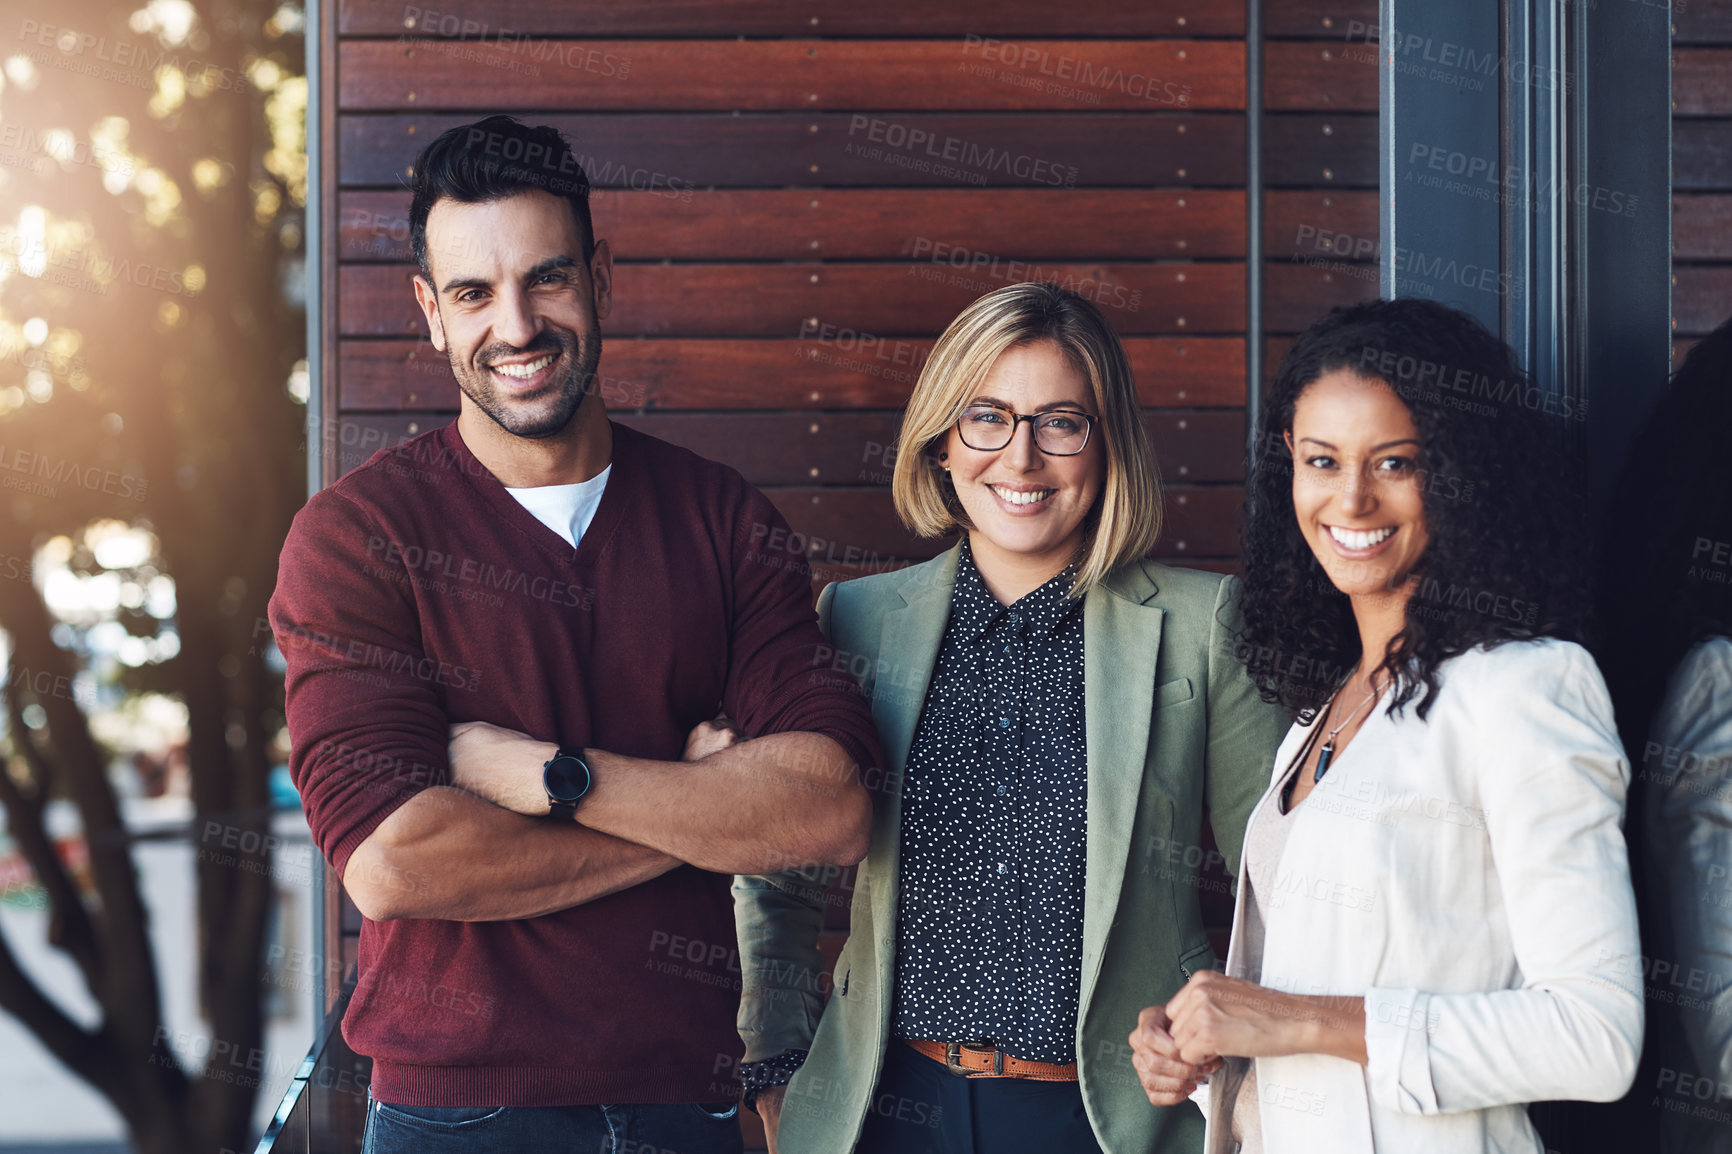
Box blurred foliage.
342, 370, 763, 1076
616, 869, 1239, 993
0, 1, 309, 1150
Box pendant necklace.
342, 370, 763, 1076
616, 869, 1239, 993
1312, 676, 1388, 783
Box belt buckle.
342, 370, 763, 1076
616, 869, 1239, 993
945, 1040, 1004, 1078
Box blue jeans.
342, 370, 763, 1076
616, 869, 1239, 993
361, 1097, 744, 1154
853, 1042, 1104, 1154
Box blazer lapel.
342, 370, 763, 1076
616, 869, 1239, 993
1079, 564, 1164, 1008
867, 545, 958, 938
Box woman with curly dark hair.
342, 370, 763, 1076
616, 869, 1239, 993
1128, 298, 1643, 1153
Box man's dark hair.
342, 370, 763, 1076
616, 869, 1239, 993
408, 115, 594, 280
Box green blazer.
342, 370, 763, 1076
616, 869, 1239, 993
733, 543, 1289, 1154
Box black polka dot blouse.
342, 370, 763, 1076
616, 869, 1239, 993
889, 539, 1089, 1064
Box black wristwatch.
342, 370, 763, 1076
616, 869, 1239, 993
542, 747, 593, 820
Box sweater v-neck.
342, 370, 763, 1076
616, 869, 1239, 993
441, 418, 631, 570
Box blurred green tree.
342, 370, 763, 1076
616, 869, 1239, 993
0, 1, 308, 1150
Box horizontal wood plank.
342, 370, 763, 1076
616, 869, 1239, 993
1264, 337, 1295, 387
341, 188, 1250, 263
338, 262, 1250, 338
1676, 195, 1732, 259
1676, 121, 1732, 190
1675, 48, 1732, 116
1265, 40, 1377, 111
1676, 266, 1732, 334
1265, 190, 1378, 258
1677, 0, 1732, 44
1264, 260, 1375, 330
340, 262, 1354, 340
339, 113, 1248, 188
340, 1, 1245, 38
340, 39, 1243, 112
1263, 114, 1376, 186
1264, 0, 1376, 39
338, 337, 1247, 410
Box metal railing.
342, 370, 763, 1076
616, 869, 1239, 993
253, 977, 369, 1154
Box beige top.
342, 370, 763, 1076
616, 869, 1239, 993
1230, 755, 1308, 1153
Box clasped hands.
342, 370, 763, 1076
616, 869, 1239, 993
1128, 970, 1332, 1107
445, 716, 740, 816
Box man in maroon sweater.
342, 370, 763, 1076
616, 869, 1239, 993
268, 116, 880, 1153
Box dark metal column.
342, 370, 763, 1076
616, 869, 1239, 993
302, 0, 326, 1025
1377, 0, 1504, 326
1378, 0, 1671, 505
1246, 0, 1264, 453
1571, 0, 1672, 502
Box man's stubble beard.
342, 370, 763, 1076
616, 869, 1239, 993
449, 323, 603, 440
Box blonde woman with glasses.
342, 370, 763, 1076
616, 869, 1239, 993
732, 283, 1290, 1154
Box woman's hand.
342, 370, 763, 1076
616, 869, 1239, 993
447, 720, 554, 815
684, 717, 740, 761
1165, 970, 1368, 1067
1129, 1004, 1219, 1106
754, 1083, 787, 1153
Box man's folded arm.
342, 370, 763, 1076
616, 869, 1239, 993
713, 489, 882, 868
269, 488, 676, 923
344, 787, 678, 921
576, 731, 869, 875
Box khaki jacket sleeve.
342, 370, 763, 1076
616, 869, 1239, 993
733, 866, 833, 1062
733, 581, 847, 1062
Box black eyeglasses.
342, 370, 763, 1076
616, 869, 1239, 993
955, 404, 1098, 456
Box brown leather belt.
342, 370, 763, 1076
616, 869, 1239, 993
903, 1039, 1079, 1082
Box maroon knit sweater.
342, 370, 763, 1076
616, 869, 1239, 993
268, 419, 880, 1106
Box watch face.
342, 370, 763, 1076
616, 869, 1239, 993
544, 755, 591, 804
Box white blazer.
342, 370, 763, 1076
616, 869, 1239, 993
1194, 638, 1643, 1153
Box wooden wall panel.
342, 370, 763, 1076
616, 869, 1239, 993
1675, 48, 1732, 117
1676, 0, 1732, 43
1674, 29, 1732, 343
338, 112, 1247, 188
338, 336, 1247, 412
341, 188, 1251, 262
341, 0, 1248, 38
1257, 0, 1377, 400
324, 11, 1385, 566
1265, 40, 1377, 110
1676, 267, 1732, 335
339, 262, 1249, 338
1263, 113, 1376, 186
1678, 121, 1732, 190
1264, 0, 1375, 38
341, 39, 1245, 112
326, 8, 1302, 573
1675, 195, 1732, 261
